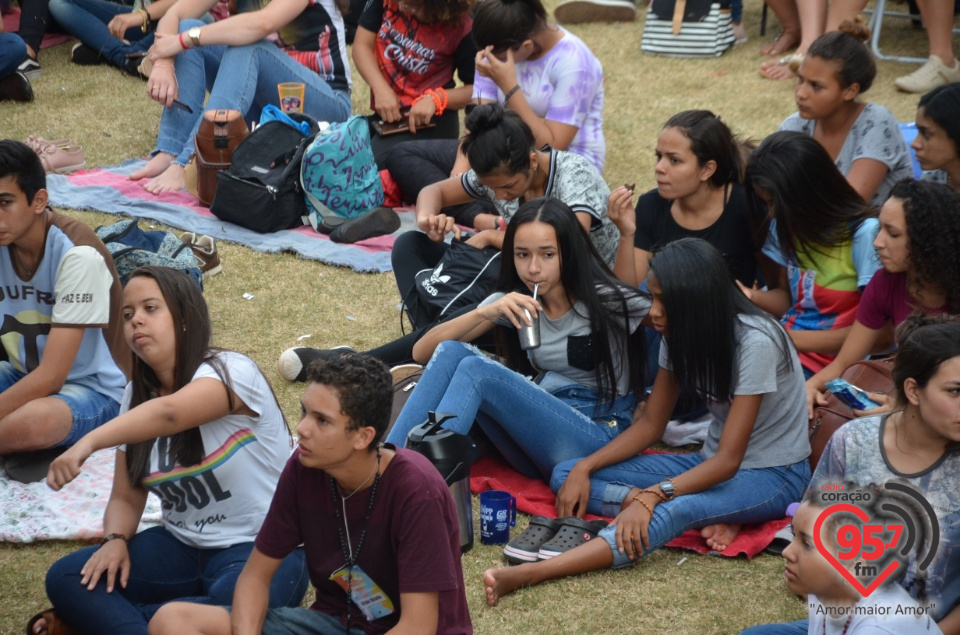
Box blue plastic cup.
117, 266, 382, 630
480, 490, 517, 545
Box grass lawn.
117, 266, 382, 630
1, 1, 949, 633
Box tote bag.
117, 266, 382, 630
641, 0, 736, 58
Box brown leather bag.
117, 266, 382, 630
194, 109, 248, 206
808, 358, 894, 471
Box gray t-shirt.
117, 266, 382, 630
813, 415, 960, 621
780, 103, 914, 207
479, 287, 649, 396
659, 313, 810, 469
462, 149, 619, 267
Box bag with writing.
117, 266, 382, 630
300, 115, 384, 229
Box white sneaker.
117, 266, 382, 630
894, 55, 960, 94
554, 0, 635, 23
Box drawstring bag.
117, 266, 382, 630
641, 0, 736, 58
300, 115, 384, 230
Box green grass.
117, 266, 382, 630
1, 1, 954, 633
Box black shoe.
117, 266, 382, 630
537, 517, 609, 560
17, 56, 40, 81
124, 57, 150, 80
503, 516, 564, 565
329, 207, 401, 244
317, 215, 346, 235
3, 446, 68, 484
278, 346, 358, 382
0, 71, 34, 102
71, 42, 106, 66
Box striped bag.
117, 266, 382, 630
641, 0, 735, 58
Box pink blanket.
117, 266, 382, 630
469, 454, 790, 558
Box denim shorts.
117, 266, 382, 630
259, 607, 366, 635
0, 361, 120, 446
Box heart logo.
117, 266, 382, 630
813, 503, 901, 597
813, 503, 904, 597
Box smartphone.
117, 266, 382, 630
825, 378, 881, 410
372, 117, 436, 137
171, 99, 193, 114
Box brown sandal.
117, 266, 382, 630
25, 609, 79, 635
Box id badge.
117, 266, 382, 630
329, 565, 395, 621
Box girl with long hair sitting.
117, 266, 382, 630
741, 314, 960, 634
806, 179, 960, 418
31, 267, 306, 635
914, 82, 960, 193
780, 20, 913, 205
482, 238, 810, 604
743, 131, 881, 377
385, 197, 648, 482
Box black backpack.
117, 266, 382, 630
210, 115, 319, 233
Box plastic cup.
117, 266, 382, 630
480, 490, 517, 544
277, 82, 305, 113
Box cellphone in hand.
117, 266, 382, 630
825, 378, 881, 410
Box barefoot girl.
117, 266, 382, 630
743, 131, 881, 377
914, 82, 960, 193
30, 267, 306, 634
131, 0, 353, 193
806, 179, 960, 418
780, 20, 913, 205
385, 197, 648, 481
482, 237, 810, 605
742, 314, 960, 633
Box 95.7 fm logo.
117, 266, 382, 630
813, 482, 940, 597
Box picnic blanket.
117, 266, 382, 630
46, 160, 418, 273
469, 453, 790, 558
0, 449, 162, 543
2, 7, 72, 49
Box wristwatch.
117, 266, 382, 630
658, 480, 676, 500
187, 26, 202, 48
100, 532, 128, 545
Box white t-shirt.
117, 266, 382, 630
808, 587, 942, 634
124, 351, 292, 548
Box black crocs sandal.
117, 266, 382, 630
502, 516, 563, 565
329, 206, 401, 244
537, 517, 609, 560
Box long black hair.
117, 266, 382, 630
649, 238, 793, 400
494, 197, 646, 406
471, 0, 549, 51
893, 313, 960, 408
888, 179, 960, 313
745, 131, 874, 263
663, 110, 744, 188
917, 82, 960, 158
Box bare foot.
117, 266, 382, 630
760, 29, 799, 56
143, 163, 186, 194
483, 567, 530, 606
129, 152, 175, 181
701, 523, 741, 551
759, 57, 798, 81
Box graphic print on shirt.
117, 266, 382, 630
0, 309, 52, 373
143, 429, 258, 526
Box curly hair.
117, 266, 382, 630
306, 353, 393, 450
890, 179, 960, 313
418, 0, 473, 25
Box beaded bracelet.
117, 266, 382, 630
632, 493, 654, 517
642, 487, 667, 502
415, 87, 448, 117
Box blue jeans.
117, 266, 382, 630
48, 0, 153, 69
260, 607, 367, 635
386, 341, 637, 480
0, 361, 120, 447
46, 525, 308, 635
550, 453, 810, 567
740, 621, 808, 634
0, 32, 27, 78
155, 20, 352, 166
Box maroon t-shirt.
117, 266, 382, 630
255, 447, 472, 634
358, 0, 475, 110
855, 268, 948, 330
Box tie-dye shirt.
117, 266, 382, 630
762, 219, 881, 373
473, 28, 605, 173
236, 0, 351, 92
125, 352, 292, 548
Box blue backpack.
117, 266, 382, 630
300, 115, 384, 229
96, 220, 204, 289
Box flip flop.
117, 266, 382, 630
25, 609, 79, 635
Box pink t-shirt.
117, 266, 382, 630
855, 268, 947, 330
